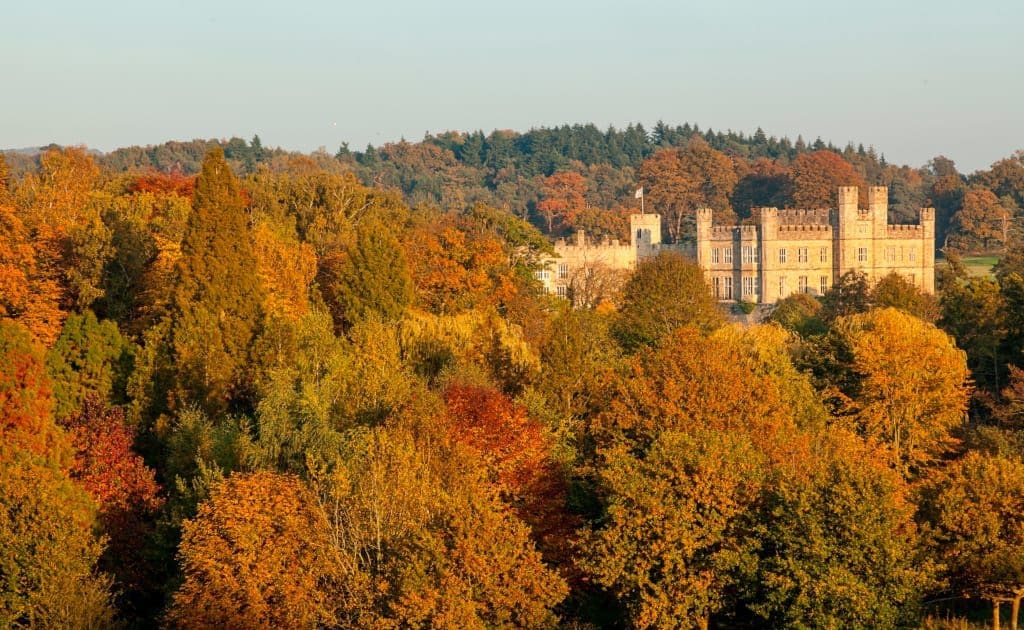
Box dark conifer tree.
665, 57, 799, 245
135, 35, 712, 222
322, 218, 413, 330
169, 148, 263, 416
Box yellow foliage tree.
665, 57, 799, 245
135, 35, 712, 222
251, 218, 317, 320
833, 308, 971, 475
311, 426, 568, 628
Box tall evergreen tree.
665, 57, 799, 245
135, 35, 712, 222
169, 148, 263, 415
322, 218, 413, 329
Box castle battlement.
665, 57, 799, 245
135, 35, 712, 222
778, 224, 832, 235
777, 208, 831, 224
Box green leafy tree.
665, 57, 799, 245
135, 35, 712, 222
613, 252, 722, 351
919, 451, 1024, 628
765, 292, 826, 337
538, 308, 622, 424
939, 270, 1008, 394
749, 430, 932, 628
820, 271, 871, 323
321, 218, 413, 329
45, 310, 134, 422
871, 272, 940, 322
0, 448, 115, 629
583, 430, 763, 630
169, 148, 264, 415
0, 323, 113, 628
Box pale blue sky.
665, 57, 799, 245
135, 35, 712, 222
2, 0, 1021, 172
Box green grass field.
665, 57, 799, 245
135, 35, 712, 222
961, 255, 1000, 278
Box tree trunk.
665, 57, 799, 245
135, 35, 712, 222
995, 599, 1001, 630
698, 613, 709, 630
1012, 595, 1020, 630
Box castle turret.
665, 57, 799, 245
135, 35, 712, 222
757, 208, 779, 301
920, 207, 936, 293
835, 186, 861, 277
695, 208, 713, 269
630, 213, 662, 260
837, 186, 859, 227
869, 186, 889, 239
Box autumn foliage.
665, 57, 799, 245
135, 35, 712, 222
1, 136, 1022, 628
167, 471, 340, 629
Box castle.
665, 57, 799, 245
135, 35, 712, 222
537, 186, 935, 304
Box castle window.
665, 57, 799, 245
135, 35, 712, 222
820, 247, 828, 263
557, 263, 568, 279
857, 247, 868, 264
723, 248, 733, 264
820, 276, 828, 294
779, 248, 787, 263
909, 273, 916, 285
778, 276, 787, 297
742, 246, 758, 264
798, 247, 808, 263
909, 248, 916, 262
723, 276, 733, 299
885, 247, 896, 263
798, 276, 808, 294
713, 276, 721, 297
556, 285, 567, 298
712, 248, 720, 264
742, 276, 759, 298
534, 270, 551, 281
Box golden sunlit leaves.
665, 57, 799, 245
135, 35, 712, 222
834, 308, 971, 475
168, 471, 340, 629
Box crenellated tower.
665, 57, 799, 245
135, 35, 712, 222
695, 208, 713, 267
920, 207, 936, 292
834, 185, 862, 278
757, 207, 779, 301
631, 212, 662, 260
868, 186, 889, 239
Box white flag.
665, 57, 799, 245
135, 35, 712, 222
634, 187, 644, 199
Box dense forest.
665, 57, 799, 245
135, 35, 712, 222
2, 126, 1024, 628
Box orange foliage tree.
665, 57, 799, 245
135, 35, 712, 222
789, 150, 867, 209
536, 171, 588, 234
167, 471, 341, 629
0, 205, 65, 343
65, 398, 163, 601
443, 382, 575, 561
128, 171, 196, 199
405, 218, 515, 314
0, 320, 69, 463
638, 137, 737, 241
950, 187, 1011, 251
252, 219, 317, 321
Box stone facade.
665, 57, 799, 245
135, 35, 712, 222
538, 186, 935, 305
698, 186, 934, 303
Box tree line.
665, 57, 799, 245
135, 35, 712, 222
10, 122, 1020, 253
